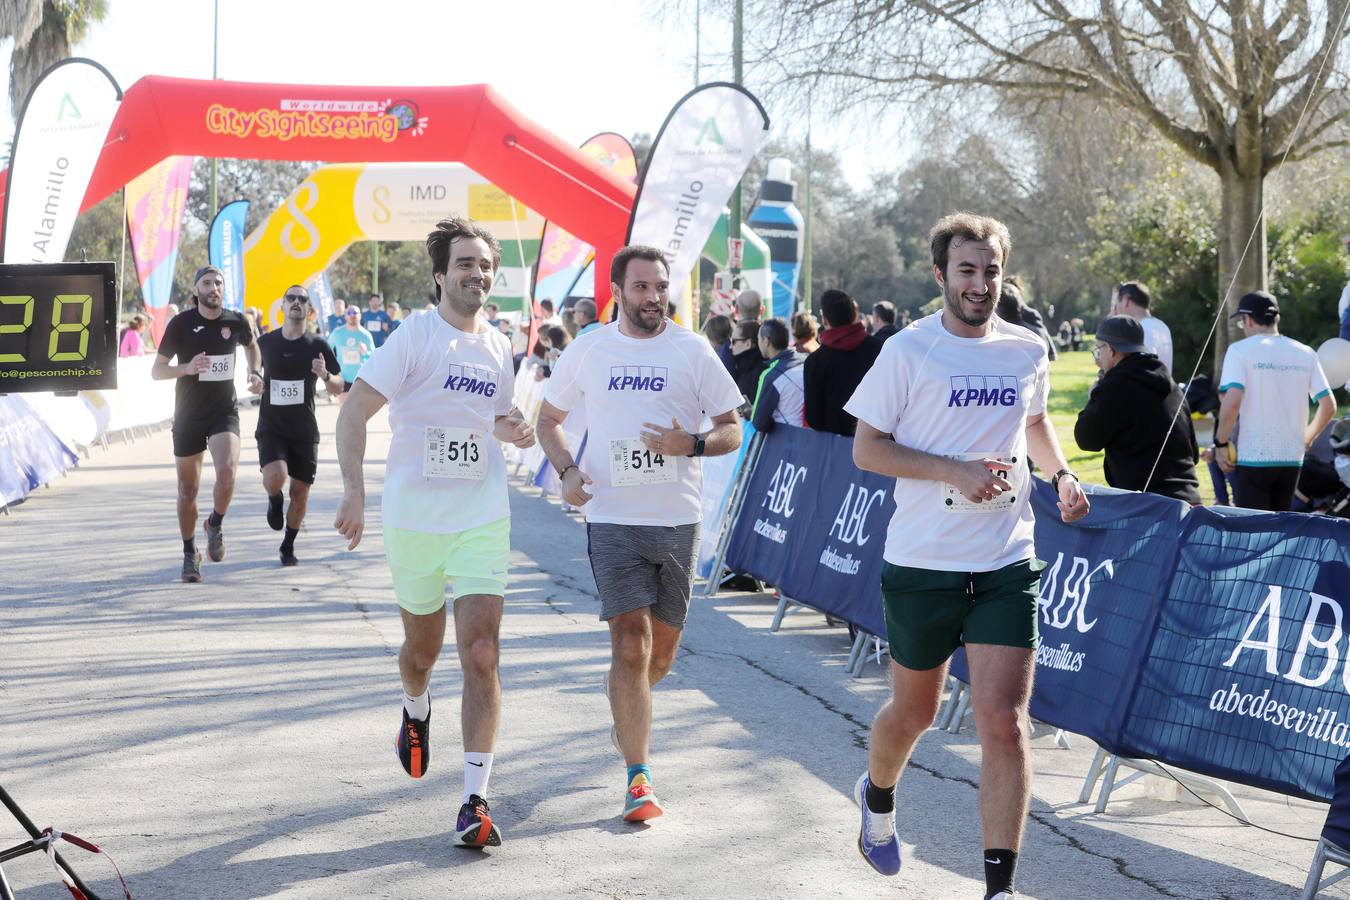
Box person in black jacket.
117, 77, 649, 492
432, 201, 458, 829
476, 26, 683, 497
804, 289, 883, 436
729, 319, 768, 410
1075, 315, 1201, 503
997, 277, 1056, 361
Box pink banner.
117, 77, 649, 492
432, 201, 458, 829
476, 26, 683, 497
125, 155, 194, 342
533, 133, 636, 296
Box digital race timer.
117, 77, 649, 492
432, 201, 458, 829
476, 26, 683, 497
0, 261, 117, 393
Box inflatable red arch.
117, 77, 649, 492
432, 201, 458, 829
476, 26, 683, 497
0, 76, 636, 311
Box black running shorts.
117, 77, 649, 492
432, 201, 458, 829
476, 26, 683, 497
256, 431, 320, 484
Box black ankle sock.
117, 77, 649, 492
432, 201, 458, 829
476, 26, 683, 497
864, 776, 895, 813
183, 538, 196, 555
207, 510, 224, 527
984, 848, 1017, 898
281, 527, 299, 552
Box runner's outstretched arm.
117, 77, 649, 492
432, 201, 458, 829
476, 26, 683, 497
1024, 412, 1090, 523
334, 379, 388, 550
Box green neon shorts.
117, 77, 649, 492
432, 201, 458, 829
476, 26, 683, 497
383, 517, 510, 615
880, 558, 1044, 671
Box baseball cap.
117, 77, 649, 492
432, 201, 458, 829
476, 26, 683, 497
344, 305, 360, 316
1231, 291, 1279, 322
194, 265, 223, 284
1094, 315, 1148, 354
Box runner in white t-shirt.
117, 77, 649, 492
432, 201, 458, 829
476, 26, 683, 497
843, 214, 1089, 899
1215, 290, 1335, 511
1114, 281, 1173, 375
334, 217, 535, 850
536, 245, 743, 823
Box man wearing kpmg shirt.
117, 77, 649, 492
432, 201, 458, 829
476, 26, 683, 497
334, 217, 535, 850
535, 245, 743, 824
844, 213, 1089, 900
152, 265, 261, 583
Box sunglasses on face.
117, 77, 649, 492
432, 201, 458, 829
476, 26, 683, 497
285, 294, 309, 302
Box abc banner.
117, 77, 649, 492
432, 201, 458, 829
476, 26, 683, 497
126, 156, 194, 342
724, 425, 893, 637
1, 59, 121, 263
1123, 507, 1350, 801
950, 484, 1188, 753
626, 83, 770, 326
209, 199, 250, 311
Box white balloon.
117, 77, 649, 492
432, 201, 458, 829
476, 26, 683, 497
1317, 337, 1350, 389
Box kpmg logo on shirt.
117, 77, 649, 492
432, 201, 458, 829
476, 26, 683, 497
443, 363, 498, 397
948, 374, 1018, 408
607, 366, 668, 391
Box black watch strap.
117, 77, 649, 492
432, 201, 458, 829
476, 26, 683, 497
1051, 469, 1077, 492
689, 434, 707, 457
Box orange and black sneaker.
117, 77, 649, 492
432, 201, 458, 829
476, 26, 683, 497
454, 794, 502, 848
395, 701, 430, 778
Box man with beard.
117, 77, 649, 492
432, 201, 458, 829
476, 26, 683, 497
250, 285, 343, 565
152, 266, 261, 582
844, 213, 1089, 899
334, 217, 535, 849
536, 246, 743, 823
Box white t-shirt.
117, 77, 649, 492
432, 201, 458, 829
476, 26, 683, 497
844, 312, 1049, 572
357, 309, 515, 533
543, 320, 743, 525
1140, 315, 1173, 375
1219, 333, 1332, 466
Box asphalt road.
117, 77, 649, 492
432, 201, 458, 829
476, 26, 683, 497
0, 402, 1342, 899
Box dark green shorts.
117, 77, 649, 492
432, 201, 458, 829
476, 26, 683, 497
880, 559, 1045, 671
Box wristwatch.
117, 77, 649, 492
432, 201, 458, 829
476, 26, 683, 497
1051, 469, 1077, 492
688, 434, 707, 457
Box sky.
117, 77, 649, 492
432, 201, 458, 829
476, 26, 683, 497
0, 0, 884, 187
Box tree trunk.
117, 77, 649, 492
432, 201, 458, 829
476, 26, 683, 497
1214, 120, 1267, 378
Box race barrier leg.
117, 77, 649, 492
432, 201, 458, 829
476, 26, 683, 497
1302, 839, 1350, 900
770, 593, 806, 632
0, 785, 102, 900
702, 431, 763, 598
1084, 754, 1249, 821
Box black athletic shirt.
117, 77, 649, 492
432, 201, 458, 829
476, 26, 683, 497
157, 308, 255, 425
256, 329, 340, 441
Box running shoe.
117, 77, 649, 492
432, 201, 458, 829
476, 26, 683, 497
266, 495, 284, 531
622, 772, 663, 822
988, 893, 1016, 899
181, 549, 203, 583
203, 520, 226, 562
454, 794, 501, 848
853, 772, 901, 876
395, 701, 430, 778
279, 547, 298, 567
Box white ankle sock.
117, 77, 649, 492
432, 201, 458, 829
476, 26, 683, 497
403, 689, 430, 721
463, 752, 493, 802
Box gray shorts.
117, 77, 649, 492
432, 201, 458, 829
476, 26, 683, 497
586, 522, 700, 628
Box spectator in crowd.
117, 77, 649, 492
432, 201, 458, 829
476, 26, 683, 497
736, 289, 763, 324
1113, 281, 1173, 375
704, 314, 734, 367
1074, 316, 1200, 503
325, 301, 344, 335
386, 303, 402, 333
997, 278, 1057, 361
804, 289, 883, 436
667, 299, 678, 320
534, 324, 570, 382
729, 319, 768, 407
484, 302, 502, 329
791, 311, 820, 354
898, 309, 911, 328
539, 298, 562, 327
752, 318, 807, 432
574, 298, 601, 336
244, 307, 266, 336
1056, 320, 1072, 351
119, 314, 150, 357
562, 307, 580, 339
871, 301, 900, 342
326, 305, 376, 405
1215, 290, 1336, 511
401, 305, 414, 321
361, 293, 393, 347
1069, 318, 1084, 351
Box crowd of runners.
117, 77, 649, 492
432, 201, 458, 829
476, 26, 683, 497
149, 211, 1099, 900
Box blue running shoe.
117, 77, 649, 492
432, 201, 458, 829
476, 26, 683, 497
853, 772, 901, 876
